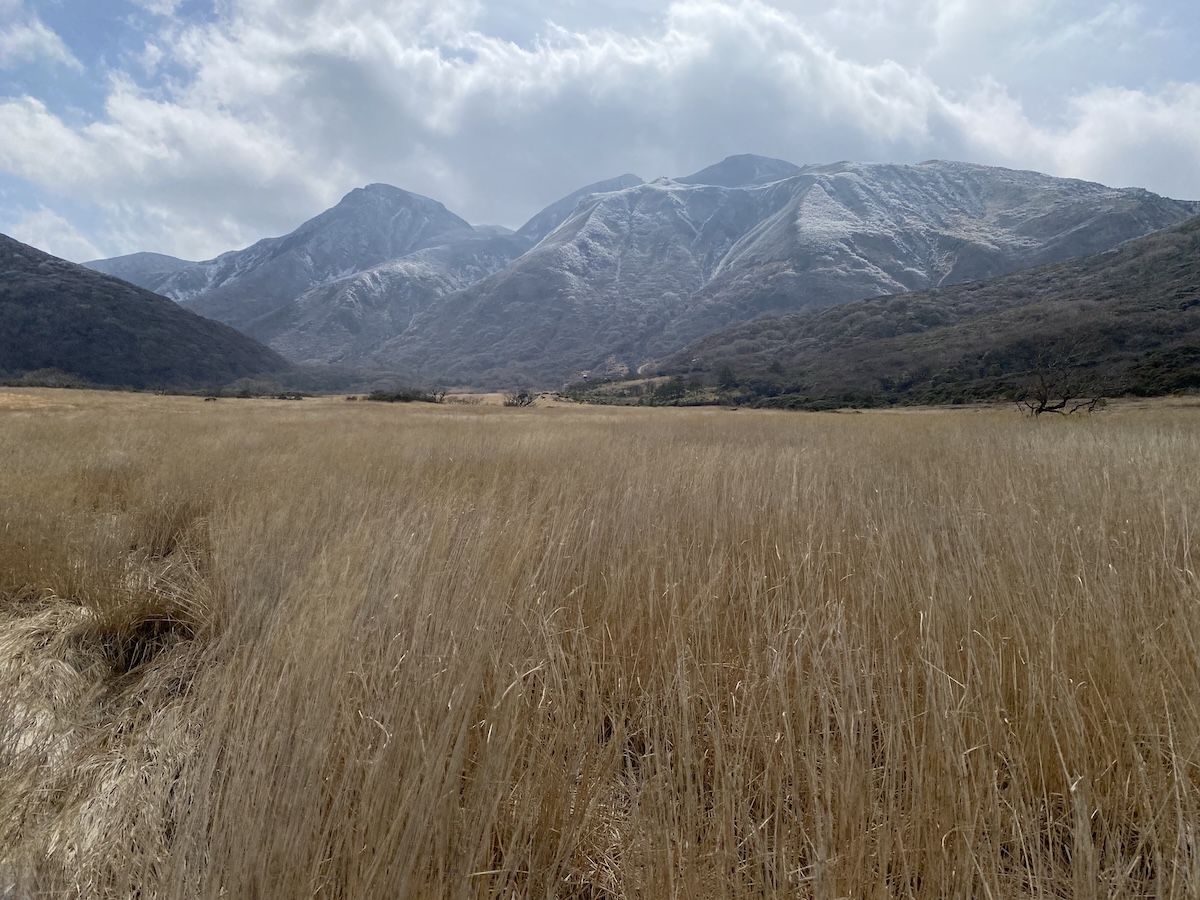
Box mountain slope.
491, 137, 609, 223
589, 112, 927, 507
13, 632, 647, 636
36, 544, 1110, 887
120, 184, 479, 330
83, 178, 650, 368
250, 232, 530, 365
514, 174, 644, 245
676, 154, 803, 187
376, 161, 1198, 386
0, 234, 289, 389
259, 176, 656, 364
83, 251, 195, 294
658, 214, 1200, 405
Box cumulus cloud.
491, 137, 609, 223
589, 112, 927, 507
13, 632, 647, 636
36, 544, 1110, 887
0, 0, 1197, 260
944, 80, 1200, 199
0, 5, 80, 70
4, 206, 103, 261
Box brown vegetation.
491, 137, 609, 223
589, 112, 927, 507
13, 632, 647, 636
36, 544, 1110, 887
656, 215, 1200, 408
3, 389, 1200, 898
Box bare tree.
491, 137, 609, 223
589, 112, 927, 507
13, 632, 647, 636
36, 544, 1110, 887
1014, 345, 1106, 416
502, 388, 536, 408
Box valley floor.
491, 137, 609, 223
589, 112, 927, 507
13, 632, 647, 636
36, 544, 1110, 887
2, 389, 1200, 898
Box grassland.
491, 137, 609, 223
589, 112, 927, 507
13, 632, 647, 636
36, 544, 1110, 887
2, 388, 1200, 898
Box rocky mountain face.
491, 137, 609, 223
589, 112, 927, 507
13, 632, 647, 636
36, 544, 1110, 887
1, 234, 288, 389
379, 159, 1198, 385
84, 155, 1199, 387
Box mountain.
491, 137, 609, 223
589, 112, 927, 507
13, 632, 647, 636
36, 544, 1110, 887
249, 232, 529, 365
83, 251, 194, 294
102, 184, 481, 331
83, 178, 650, 368
0, 234, 289, 389
676, 154, 803, 187
80, 159, 1200, 388
376, 160, 1198, 386
513, 174, 644, 245
375, 180, 766, 383
654, 214, 1200, 406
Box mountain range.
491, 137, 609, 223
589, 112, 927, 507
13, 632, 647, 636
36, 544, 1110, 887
86, 155, 1200, 387
648, 213, 1200, 407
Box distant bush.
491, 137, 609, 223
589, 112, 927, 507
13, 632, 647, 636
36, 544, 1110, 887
502, 389, 536, 407
226, 377, 282, 398
366, 388, 445, 404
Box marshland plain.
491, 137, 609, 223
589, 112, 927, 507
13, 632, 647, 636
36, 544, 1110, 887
2, 388, 1200, 899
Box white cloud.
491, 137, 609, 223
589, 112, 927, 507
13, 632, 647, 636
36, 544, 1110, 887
0, 0, 1196, 260
946, 80, 1200, 199
4, 206, 103, 261
0, 9, 80, 70
130, 0, 184, 15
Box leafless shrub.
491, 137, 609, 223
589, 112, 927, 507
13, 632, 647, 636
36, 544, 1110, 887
502, 388, 536, 407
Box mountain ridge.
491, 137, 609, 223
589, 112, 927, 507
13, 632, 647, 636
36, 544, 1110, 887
82, 157, 1199, 388
651, 213, 1200, 407
377, 160, 1198, 385
1, 234, 289, 389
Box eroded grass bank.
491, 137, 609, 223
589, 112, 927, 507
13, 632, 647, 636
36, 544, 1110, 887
2, 390, 1199, 898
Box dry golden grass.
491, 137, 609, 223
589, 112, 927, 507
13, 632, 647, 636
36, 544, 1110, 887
2, 388, 1200, 898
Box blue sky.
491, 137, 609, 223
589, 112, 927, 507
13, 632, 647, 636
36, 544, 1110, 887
2, 0, 1199, 261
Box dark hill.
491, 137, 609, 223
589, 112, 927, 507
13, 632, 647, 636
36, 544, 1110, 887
654, 215, 1200, 407
0, 234, 290, 389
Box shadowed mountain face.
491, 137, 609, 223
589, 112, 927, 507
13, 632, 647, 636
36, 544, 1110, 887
0, 234, 288, 389
83, 158, 1199, 388
658, 214, 1200, 406
376, 161, 1199, 386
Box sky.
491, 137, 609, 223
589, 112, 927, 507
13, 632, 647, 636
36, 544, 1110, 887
1, 0, 1198, 262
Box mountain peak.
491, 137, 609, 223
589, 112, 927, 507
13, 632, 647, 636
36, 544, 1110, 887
338, 183, 452, 212
677, 154, 803, 188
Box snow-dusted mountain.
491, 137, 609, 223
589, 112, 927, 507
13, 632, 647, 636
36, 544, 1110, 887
84, 155, 1199, 386
84, 251, 195, 293
84, 178, 647, 366
247, 232, 528, 365
676, 153, 803, 187
514, 174, 644, 245
375, 159, 1199, 385
89, 184, 479, 333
